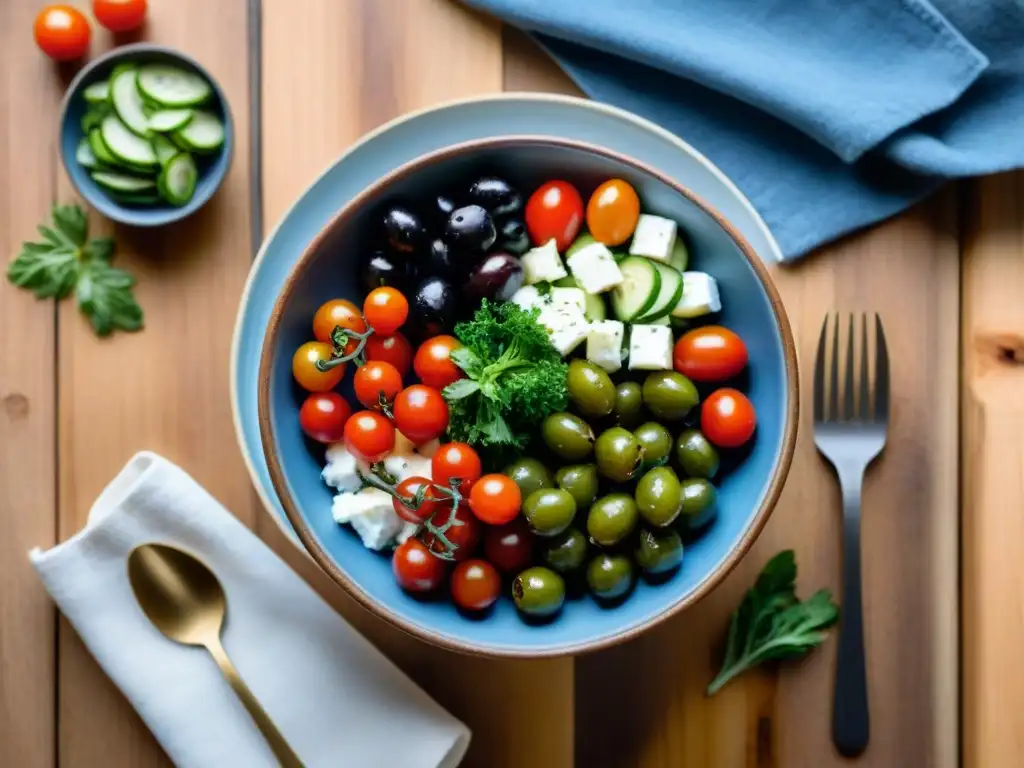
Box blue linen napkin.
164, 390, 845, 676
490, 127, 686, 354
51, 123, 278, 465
461, 0, 1024, 260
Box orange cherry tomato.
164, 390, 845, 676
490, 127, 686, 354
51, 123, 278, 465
343, 410, 395, 462
34, 5, 91, 61
292, 341, 344, 392
392, 538, 447, 592
423, 503, 481, 562
586, 179, 641, 246
673, 326, 749, 382
392, 385, 448, 444
525, 180, 584, 251
353, 360, 403, 410
414, 335, 465, 390
468, 474, 522, 525
451, 559, 501, 611
363, 287, 409, 336
92, 0, 147, 32
392, 476, 443, 524
701, 388, 757, 448
312, 299, 366, 356
431, 442, 482, 495
365, 332, 413, 377
298, 392, 351, 444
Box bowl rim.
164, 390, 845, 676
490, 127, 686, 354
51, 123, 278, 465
58, 42, 234, 228
257, 135, 799, 658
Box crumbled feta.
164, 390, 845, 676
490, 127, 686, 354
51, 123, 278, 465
672, 272, 722, 318
566, 242, 624, 294
549, 286, 587, 314
322, 442, 368, 492
511, 285, 543, 311
629, 215, 677, 262
538, 301, 590, 356
628, 324, 674, 370
332, 488, 405, 550
586, 320, 626, 372
521, 238, 568, 284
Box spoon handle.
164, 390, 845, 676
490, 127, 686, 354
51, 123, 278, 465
207, 637, 306, 768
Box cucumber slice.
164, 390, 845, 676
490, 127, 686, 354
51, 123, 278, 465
81, 103, 110, 134
611, 256, 660, 322
91, 171, 157, 193
75, 138, 100, 169
137, 64, 213, 108
173, 111, 225, 153
88, 129, 118, 166
83, 81, 110, 104
634, 262, 684, 323
100, 115, 158, 167
553, 274, 609, 322
110, 192, 163, 206
152, 135, 179, 166
158, 154, 198, 206
110, 68, 151, 137
148, 109, 194, 133
668, 236, 689, 272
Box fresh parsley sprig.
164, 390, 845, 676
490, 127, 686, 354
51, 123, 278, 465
708, 550, 839, 696
7, 204, 143, 336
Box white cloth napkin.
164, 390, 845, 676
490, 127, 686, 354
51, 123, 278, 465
29, 451, 471, 768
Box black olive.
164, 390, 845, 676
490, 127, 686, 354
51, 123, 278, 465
498, 217, 530, 255
464, 252, 524, 302
432, 196, 457, 229
468, 177, 522, 217
382, 205, 426, 254
410, 277, 458, 337
361, 250, 418, 293
427, 238, 458, 278
446, 205, 496, 253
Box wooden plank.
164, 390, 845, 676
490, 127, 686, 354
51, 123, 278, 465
55, 0, 254, 765
962, 172, 1024, 768
260, 4, 573, 767
0, 1, 59, 765
501, 31, 959, 768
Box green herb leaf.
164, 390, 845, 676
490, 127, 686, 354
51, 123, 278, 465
707, 550, 839, 696
442, 378, 480, 400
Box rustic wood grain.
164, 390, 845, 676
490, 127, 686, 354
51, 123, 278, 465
260, 3, 573, 767
53, 1, 254, 765
500, 31, 959, 768
962, 172, 1024, 768
0, 2, 60, 765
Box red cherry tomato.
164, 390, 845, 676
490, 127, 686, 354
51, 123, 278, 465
365, 332, 413, 377
343, 410, 395, 462
451, 559, 501, 611
674, 326, 749, 383
393, 538, 447, 592
392, 476, 443, 524
525, 180, 584, 251
483, 517, 534, 573
313, 299, 366, 356
298, 392, 351, 444
468, 474, 522, 525
363, 287, 409, 336
586, 179, 641, 246
414, 335, 465, 390
701, 388, 757, 448
92, 0, 147, 32
392, 385, 448, 444
353, 360, 403, 410
292, 341, 345, 392
34, 5, 90, 61
431, 442, 482, 495
423, 503, 481, 562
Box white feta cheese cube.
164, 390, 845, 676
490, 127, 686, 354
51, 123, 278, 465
321, 443, 368, 492
511, 285, 543, 311
566, 242, 624, 294
521, 238, 568, 284
395, 522, 420, 544
549, 286, 587, 314
586, 320, 626, 372
331, 488, 404, 550
538, 301, 590, 356
629, 215, 677, 262
672, 272, 722, 318
628, 324, 674, 370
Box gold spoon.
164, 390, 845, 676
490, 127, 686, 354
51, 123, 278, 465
127, 543, 305, 768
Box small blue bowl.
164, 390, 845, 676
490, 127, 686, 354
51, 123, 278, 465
59, 43, 233, 227
258, 137, 798, 657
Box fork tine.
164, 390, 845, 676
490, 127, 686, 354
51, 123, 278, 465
874, 314, 890, 423
829, 313, 840, 421
814, 315, 828, 422
859, 313, 870, 420
843, 314, 855, 420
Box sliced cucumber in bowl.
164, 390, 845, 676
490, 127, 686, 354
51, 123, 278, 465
158, 154, 199, 206
91, 171, 157, 194
83, 81, 110, 104
152, 135, 179, 166
100, 115, 158, 168
110, 68, 151, 137
611, 256, 660, 322
138, 64, 213, 108
75, 139, 100, 169
148, 109, 194, 133
634, 261, 683, 323
173, 111, 225, 153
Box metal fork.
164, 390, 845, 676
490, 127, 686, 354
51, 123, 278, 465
813, 313, 889, 758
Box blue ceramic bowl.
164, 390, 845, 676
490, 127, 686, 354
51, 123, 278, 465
59, 43, 233, 227
258, 137, 798, 657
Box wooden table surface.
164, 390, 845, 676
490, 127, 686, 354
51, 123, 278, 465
1, 1, 1020, 766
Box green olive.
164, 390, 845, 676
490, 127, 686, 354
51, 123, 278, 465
678, 478, 717, 524
522, 488, 577, 537
635, 528, 684, 574
586, 493, 639, 547
542, 412, 595, 461
513, 566, 566, 617
554, 464, 599, 510
642, 371, 699, 420
503, 458, 554, 500
567, 360, 616, 418
613, 381, 644, 428
674, 429, 720, 479
594, 426, 645, 482
633, 422, 673, 470
542, 528, 589, 573
586, 554, 635, 600
635, 466, 683, 526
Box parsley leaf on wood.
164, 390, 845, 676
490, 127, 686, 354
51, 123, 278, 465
707, 550, 840, 696
6, 204, 143, 336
